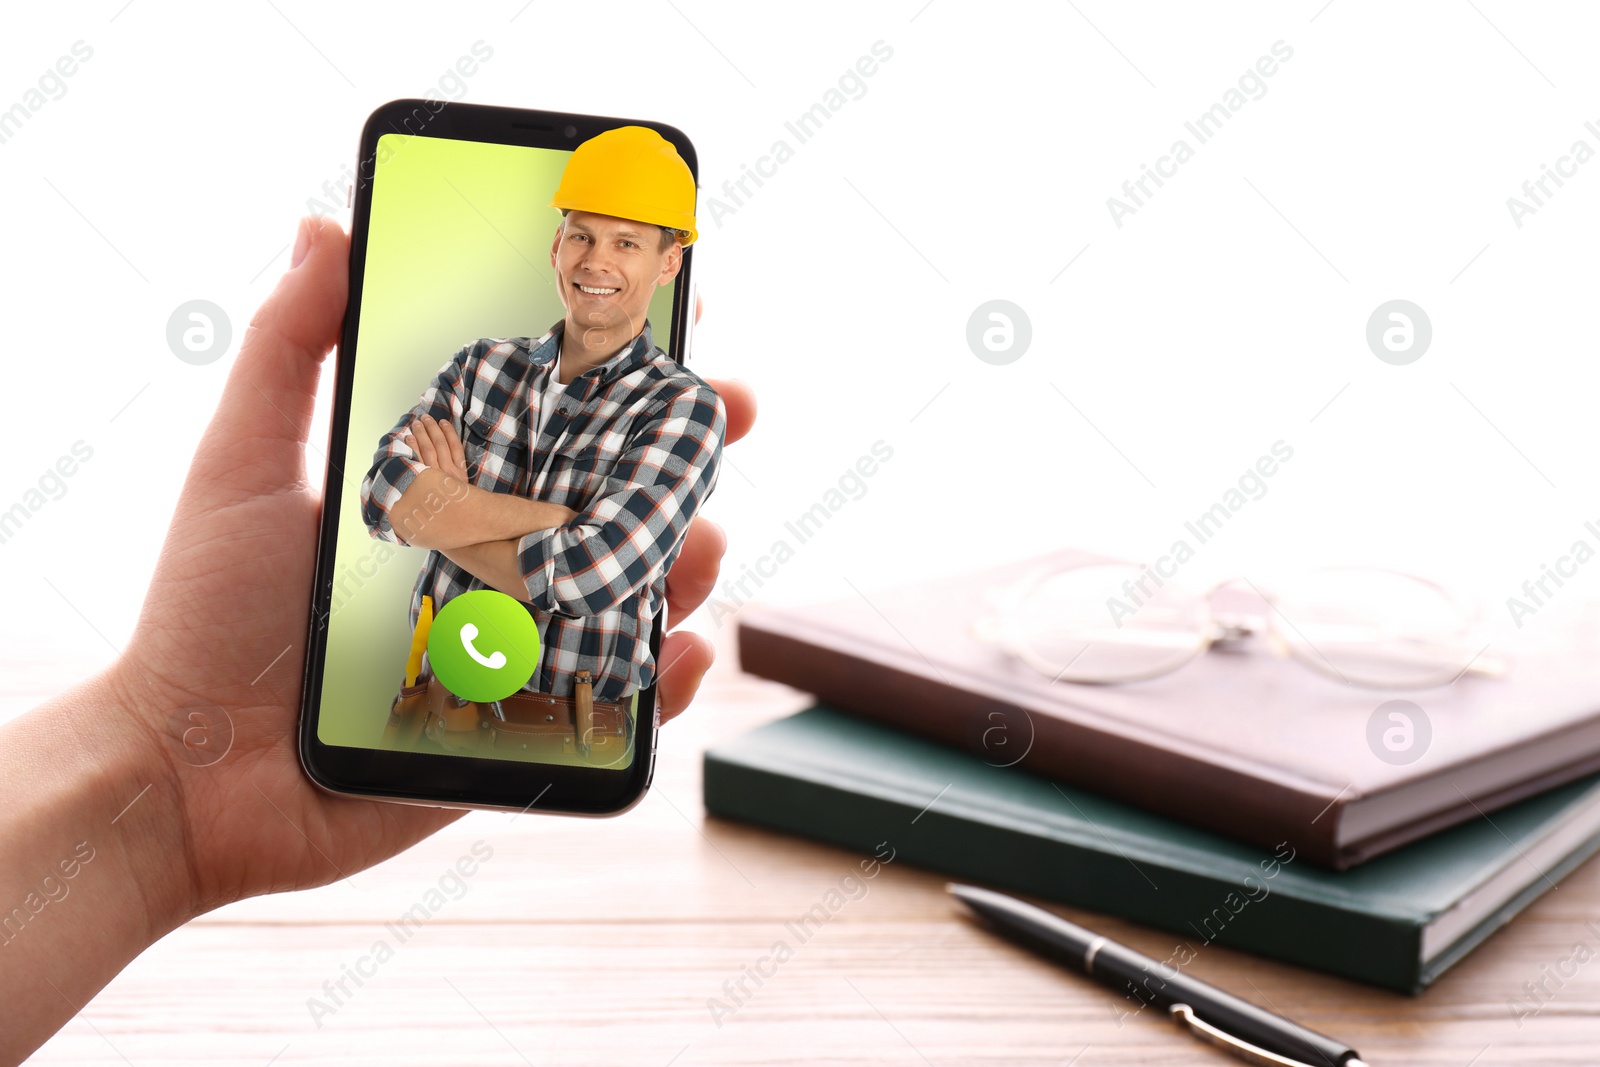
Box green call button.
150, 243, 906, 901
427, 589, 541, 703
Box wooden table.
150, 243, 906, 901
19, 632, 1600, 1065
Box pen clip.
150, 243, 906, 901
1169, 1004, 1330, 1067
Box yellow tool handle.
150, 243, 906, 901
404, 594, 434, 688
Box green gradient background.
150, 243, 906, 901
315, 133, 676, 761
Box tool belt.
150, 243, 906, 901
382, 668, 633, 760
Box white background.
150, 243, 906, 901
2, 1, 1598, 700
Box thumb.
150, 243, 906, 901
192, 216, 350, 498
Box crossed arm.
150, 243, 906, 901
364, 382, 726, 617
384, 414, 561, 596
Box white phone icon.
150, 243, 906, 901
459, 622, 507, 670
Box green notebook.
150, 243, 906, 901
703, 705, 1600, 993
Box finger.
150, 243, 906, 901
695, 291, 703, 325
442, 419, 467, 474
665, 516, 726, 621
410, 419, 438, 466
194, 216, 349, 495
656, 629, 714, 725
421, 416, 454, 467
702, 377, 755, 446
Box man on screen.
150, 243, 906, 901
357, 126, 724, 759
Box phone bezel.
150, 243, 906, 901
297, 99, 697, 816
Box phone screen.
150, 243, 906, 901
300, 105, 709, 809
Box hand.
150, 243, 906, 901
403, 413, 470, 484
105, 216, 755, 920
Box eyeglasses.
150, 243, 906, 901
971, 561, 1509, 690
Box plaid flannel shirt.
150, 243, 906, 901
358, 319, 725, 702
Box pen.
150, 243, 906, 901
946, 883, 1368, 1067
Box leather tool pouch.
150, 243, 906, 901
382, 678, 431, 748
389, 668, 633, 760
486, 670, 633, 760
422, 676, 489, 752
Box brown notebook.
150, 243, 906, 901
735, 548, 1600, 869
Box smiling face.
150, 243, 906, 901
549, 210, 682, 359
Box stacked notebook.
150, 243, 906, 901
705, 549, 1600, 993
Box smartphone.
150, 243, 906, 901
298, 99, 710, 817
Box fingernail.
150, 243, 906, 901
291, 218, 312, 269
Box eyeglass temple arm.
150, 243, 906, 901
1269, 628, 1511, 679
978, 614, 1511, 680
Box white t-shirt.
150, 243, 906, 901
537, 342, 634, 440
535, 364, 570, 441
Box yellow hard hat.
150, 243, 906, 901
550, 126, 698, 246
